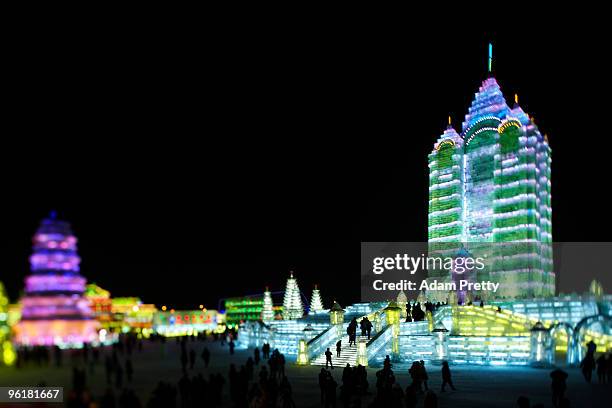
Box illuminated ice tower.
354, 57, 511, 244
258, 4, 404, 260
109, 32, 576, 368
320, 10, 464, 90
282, 272, 304, 320
428, 46, 554, 299
309, 284, 324, 314
0, 282, 9, 345
261, 287, 275, 322
15, 213, 99, 346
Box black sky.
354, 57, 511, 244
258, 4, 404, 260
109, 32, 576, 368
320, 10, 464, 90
2, 24, 610, 309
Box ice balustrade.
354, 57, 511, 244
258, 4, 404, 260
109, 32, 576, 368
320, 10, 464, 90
492, 297, 600, 326
400, 321, 431, 335
306, 323, 347, 361
366, 324, 392, 366
269, 321, 329, 356
306, 304, 387, 364
238, 320, 329, 356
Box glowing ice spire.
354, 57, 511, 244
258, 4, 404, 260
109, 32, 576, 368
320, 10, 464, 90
488, 43, 493, 73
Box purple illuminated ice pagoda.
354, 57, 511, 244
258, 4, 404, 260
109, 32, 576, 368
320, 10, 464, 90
15, 212, 99, 347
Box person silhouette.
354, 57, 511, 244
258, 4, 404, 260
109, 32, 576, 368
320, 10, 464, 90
318, 368, 327, 403
405, 383, 418, 408
419, 360, 429, 391
189, 349, 196, 369
325, 348, 334, 369
423, 390, 437, 408
365, 317, 373, 339
441, 361, 456, 391
383, 355, 392, 372
325, 372, 337, 408
550, 368, 568, 407
408, 361, 422, 393
336, 340, 342, 358
180, 349, 188, 373
607, 354, 612, 383
125, 359, 133, 383
254, 347, 260, 365
115, 364, 123, 389
580, 353, 595, 383
406, 305, 412, 322
348, 318, 358, 346
596, 354, 607, 384
201, 347, 210, 368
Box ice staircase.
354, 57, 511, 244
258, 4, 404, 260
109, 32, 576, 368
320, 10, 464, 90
310, 335, 368, 367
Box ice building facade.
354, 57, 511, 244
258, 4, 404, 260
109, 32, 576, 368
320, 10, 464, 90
428, 77, 554, 299
14, 214, 99, 347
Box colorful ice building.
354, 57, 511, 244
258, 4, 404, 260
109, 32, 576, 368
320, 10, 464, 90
84, 284, 157, 337
14, 214, 99, 347
427, 75, 554, 299
153, 309, 221, 337
0, 282, 16, 365
236, 52, 611, 368
224, 296, 265, 327
85, 283, 113, 326
224, 288, 286, 327
110, 297, 156, 335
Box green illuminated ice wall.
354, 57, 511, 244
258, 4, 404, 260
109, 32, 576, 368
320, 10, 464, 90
428, 78, 554, 299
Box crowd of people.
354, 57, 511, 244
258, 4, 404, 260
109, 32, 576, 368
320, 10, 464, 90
319, 363, 369, 407
367, 356, 443, 407
345, 316, 373, 346
405, 300, 444, 322
317, 355, 460, 407
13, 332, 233, 407
232, 348, 295, 407
61, 334, 295, 407
9, 327, 612, 407
579, 339, 611, 384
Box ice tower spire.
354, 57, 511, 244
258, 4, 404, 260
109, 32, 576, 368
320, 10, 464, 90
461, 77, 509, 131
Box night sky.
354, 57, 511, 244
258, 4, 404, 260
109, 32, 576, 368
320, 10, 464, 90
2, 26, 609, 310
